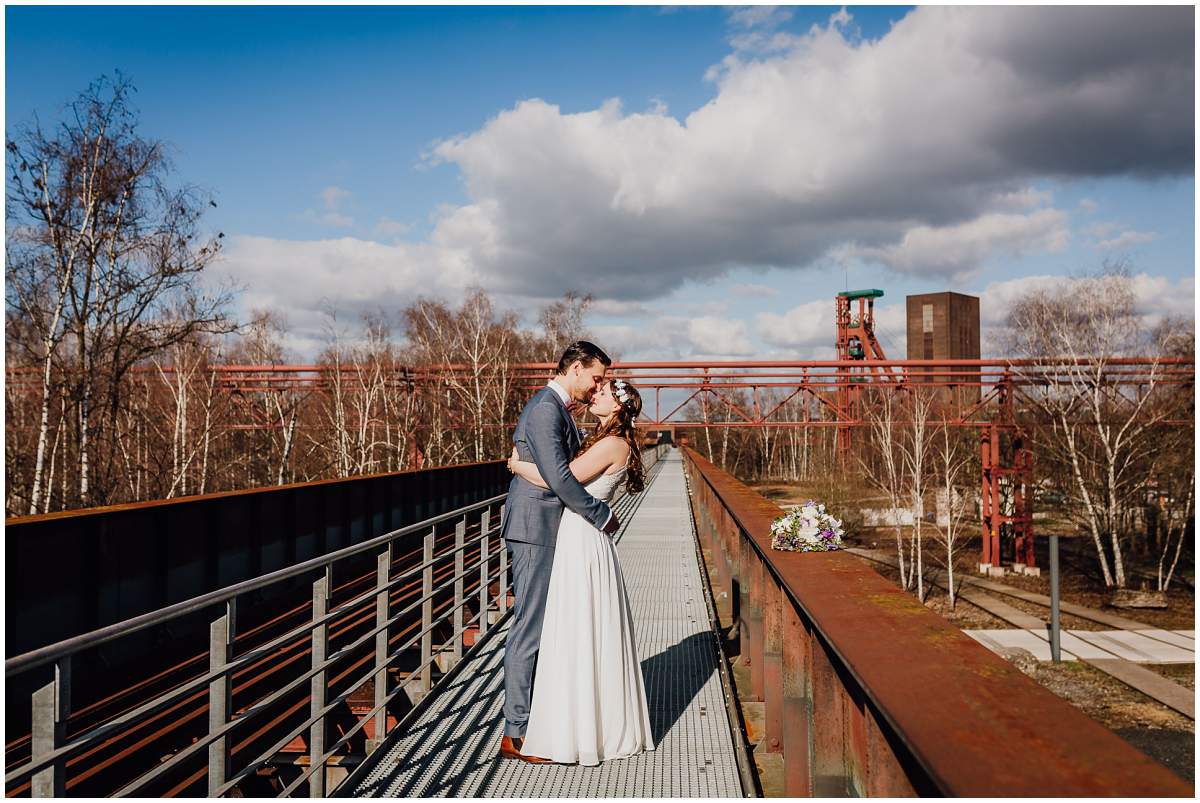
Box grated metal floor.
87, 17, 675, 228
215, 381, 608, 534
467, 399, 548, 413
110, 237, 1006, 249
349, 451, 742, 797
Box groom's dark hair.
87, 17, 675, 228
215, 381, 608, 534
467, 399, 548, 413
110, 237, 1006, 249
556, 340, 612, 375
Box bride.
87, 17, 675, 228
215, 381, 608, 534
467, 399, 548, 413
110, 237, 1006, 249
505, 378, 656, 765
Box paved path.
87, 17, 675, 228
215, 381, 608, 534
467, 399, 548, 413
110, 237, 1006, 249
847, 547, 1195, 720
963, 629, 1195, 663
347, 451, 743, 797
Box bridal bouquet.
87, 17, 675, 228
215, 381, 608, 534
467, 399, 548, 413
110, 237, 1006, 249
770, 501, 844, 552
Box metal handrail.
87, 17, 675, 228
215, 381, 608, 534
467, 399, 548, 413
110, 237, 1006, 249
681, 447, 1191, 797
8, 443, 669, 798
6, 493, 506, 677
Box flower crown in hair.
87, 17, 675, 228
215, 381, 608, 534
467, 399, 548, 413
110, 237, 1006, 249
612, 378, 633, 406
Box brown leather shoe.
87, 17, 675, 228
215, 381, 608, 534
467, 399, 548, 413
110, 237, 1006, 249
498, 735, 554, 764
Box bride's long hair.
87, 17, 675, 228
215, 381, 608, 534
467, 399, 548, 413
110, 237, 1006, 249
576, 379, 646, 494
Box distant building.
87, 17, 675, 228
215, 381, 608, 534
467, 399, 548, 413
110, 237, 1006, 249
906, 292, 980, 399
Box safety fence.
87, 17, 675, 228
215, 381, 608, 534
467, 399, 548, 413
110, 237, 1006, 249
682, 447, 1190, 797
5, 445, 668, 797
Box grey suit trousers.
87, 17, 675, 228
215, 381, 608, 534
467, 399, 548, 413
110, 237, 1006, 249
502, 539, 555, 737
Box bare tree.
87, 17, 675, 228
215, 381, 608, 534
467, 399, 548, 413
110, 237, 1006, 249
899, 389, 935, 601
931, 415, 973, 607
539, 291, 593, 355
6, 74, 234, 508
859, 388, 912, 589
1005, 266, 1181, 588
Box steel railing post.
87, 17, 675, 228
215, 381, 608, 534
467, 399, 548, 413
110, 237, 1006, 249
453, 518, 465, 666
1050, 535, 1061, 662
782, 601, 812, 796
421, 529, 434, 692
764, 580, 783, 754
309, 569, 330, 798
31, 656, 70, 797
369, 547, 390, 753
479, 509, 491, 635
208, 599, 235, 796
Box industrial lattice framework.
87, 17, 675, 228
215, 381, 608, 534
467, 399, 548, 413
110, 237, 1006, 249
7, 353, 1192, 572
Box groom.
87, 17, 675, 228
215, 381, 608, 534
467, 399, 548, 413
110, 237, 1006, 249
497, 340, 621, 762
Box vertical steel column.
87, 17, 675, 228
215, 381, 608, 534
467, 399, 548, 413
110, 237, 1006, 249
863, 704, 916, 796
208, 600, 235, 796
988, 421, 1002, 567
739, 536, 763, 700
980, 427, 992, 568
781, 601, 811, 796
31, 656, 70, 797
421, 529, 435, 692
810, 637, 847, 796
724, 510, 740, 626
763, 580, 784, 754
369, 546, 390, 752
452, 518, 465, 666
845, 686, 870, 796
309, 569, 330, 797
479, 509, 491, 636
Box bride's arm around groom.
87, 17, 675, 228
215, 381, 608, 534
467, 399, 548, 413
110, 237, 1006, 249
519, 399, 615, 532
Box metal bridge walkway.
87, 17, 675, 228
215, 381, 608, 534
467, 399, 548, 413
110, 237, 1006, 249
347, 451, 742, 797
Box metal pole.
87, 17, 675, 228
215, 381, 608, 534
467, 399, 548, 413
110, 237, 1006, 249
370, 547, 390, 753
31, 656, 70, 797
208, 599, 235, 796
309, 569, 329, 797
1049, 535, 1061, 663
453, 518, 465, 665
479, 509, 491, 636
421, 530, 435, 692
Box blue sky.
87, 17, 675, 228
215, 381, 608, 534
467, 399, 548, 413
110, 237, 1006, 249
6, 5, 1195, 361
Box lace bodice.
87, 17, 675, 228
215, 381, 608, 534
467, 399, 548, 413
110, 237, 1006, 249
584, 466, 627, 505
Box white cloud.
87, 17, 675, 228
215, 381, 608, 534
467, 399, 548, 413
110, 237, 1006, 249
425, 6, 1189, 302
755, 299, 907, 359
843, 210, 1070, 278
298, 186, 355, 228
1079, 198, 1099, 213
976, 272, 1193, 354
729, 6, 794, 30
1085, 221, 1121, 238
298, 210, 354, 228
1096, 230, 1158, 251
212, 234, 479, 354
731, 283, 779, 298
373, 216, 410, 239
592, 314, 754, 361
756, 300, 829, 351
688, 316, 754, 355
993, 186, 1053, 210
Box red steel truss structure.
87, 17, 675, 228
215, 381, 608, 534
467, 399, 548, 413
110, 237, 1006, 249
7, 356, 1192, 572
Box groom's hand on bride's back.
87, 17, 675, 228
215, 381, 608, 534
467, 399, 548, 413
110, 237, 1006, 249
603, 513, 620, 535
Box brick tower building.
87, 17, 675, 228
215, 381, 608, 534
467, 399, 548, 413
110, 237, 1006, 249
906, 291, 981, 398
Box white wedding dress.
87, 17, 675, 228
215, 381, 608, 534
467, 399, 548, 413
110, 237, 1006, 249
519, 462, 656, 765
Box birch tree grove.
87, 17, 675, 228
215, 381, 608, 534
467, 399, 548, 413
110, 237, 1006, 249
1004, 267, 1190, 588
6, 74, 234, 510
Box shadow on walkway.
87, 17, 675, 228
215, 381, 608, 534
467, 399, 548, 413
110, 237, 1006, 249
641, 631, 719, 744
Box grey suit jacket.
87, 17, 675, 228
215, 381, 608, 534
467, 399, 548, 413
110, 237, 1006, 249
501, 386, 613, 546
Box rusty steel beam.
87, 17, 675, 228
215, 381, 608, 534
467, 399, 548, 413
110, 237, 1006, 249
682, 447, 1191, 797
